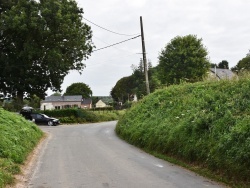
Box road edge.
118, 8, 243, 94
7, 130, 51, 188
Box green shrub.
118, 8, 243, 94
116, 77, 250, 186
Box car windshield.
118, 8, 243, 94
42, 114, 50, 118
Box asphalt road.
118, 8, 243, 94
28, 121, 225, 188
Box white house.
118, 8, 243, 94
95, 100, 107, 108
40, 95, 92, 110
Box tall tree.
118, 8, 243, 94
64, 82, 92, 98
0, 0, 94, 102
110, 76, 134, 103
218, 60, 229, 69
157, 35, 210, 85
110, 61, 160, 103
210, 63, 217, 68
231, 54, 250, 73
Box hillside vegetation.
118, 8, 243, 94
116, 77, 250, 187
0, 108, 43, 188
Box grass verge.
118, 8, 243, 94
0, 108, 43, 188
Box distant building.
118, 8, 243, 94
95, 100, 107, 108
40, 95, 92, 110
208, 68, 236, 80
81, 98, 92, 109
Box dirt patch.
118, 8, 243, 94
7, 133, 49, 188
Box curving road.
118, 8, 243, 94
28, 121, 225, 188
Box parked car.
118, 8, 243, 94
30, 113, 60, 126
20, 106, 60, 126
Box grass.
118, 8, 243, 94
116, 75, 250, 187
0, 108, 43, 188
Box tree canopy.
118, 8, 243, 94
218, 60, 229, 69
231, 54, 250, 73
157, 35, 210, 85
110, 60, 160, 103
64, 82, 92, 98
0, 0, 94, 101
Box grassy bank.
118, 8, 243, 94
0, 108, 43, 188
116, 77, 250, 187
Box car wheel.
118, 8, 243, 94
48, 121, 53, 126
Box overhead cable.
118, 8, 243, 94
93, 35, 141, 52
83, 17, 139, 37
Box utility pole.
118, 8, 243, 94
140, 16, 150, 94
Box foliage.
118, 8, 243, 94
157, 35, 210, 85
0, 0, 94, 101
218, 60, 229, 69
0, 108, 43, 187
41, 108, 123, 124
210, 63, 217, 68
116, 76, 250, 187
64, 82, 92, 98
231, 54, 250, 73
24, 95, 41, 109
210, 60, 229, 69
110, 76, 134, 103
110, 60, 160, 103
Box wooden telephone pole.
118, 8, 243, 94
140, 16, 150, 94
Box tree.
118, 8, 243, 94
64, 82, 92, 98
24, 94, 41, 108
210, 63, 217, 68
218, 60, 229, 69
157, 35, 210, 85
231, 54, 250, 73
111, 60, 160, 103
0, 0, 94, 102
110, 76, 134, 103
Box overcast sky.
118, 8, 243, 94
55, 0, 250, 96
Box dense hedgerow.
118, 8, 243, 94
42, 108, 124, 124
0, 108, 43, 187
116, 77, 250, 186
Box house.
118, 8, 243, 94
208, 68, 236, 80
81, 98, 92, 109
40, 95, 92, 110
95, 100, 107, 108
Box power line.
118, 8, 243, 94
93, 35, 141, 52
93, 36, 139, 55
83, 17, 139, 37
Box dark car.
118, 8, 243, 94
30, 113, 60, 126
20, 106, 59, 126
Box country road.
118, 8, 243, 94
27, 121, 225, 188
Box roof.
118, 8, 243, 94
82, 98, 92, 105
210, 68, 235, 80
42, 95, 82, 102
96, 100, 107, 105
98, 96, 113, 104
